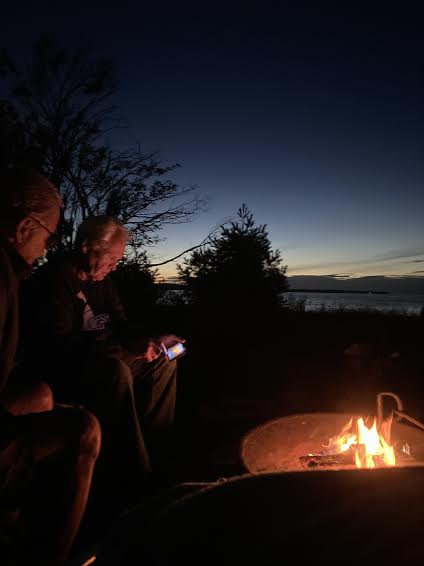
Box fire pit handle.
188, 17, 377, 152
377, 392, 403, 427
377, 391, 424, 432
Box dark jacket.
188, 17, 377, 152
0, 241, 30, 447
0, 242, 30, 394
21, 254, 127, 362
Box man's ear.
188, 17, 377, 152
81, 241, 90, 254
14, 217, 34, 245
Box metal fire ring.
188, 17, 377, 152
241, 393, 424, 474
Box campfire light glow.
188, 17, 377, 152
323, 417, 396, 468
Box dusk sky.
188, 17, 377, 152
2, 2, 424, 290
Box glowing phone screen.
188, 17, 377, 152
167, 342, 185, 360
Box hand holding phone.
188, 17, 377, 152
162, 341, 186, 360
159, 334, 186, 360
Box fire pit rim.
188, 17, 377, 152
240, 411, 424, 474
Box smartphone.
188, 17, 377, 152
163, 342, 186, 361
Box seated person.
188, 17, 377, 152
22, 215, 184, 512
0, 167, 101, 564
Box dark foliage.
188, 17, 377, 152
0, 37, 204, 250
178, 205, 288, 319
112, 255, 157, 317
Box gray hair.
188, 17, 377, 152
0, 167, 61, 234
75, 215, 129, 253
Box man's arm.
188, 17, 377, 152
21, 268, 96, 357
0, 272, 8, 391
0, 265, 13, 393
0, 262, 20, 448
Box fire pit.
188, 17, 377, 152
241, 392, 424, 473
89, 393, 424, 565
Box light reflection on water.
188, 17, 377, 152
283, 292, 424, 315
157, 289, 424, 315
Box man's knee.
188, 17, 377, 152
4, 381, 54, 415
78, 410, 102, 459
33, 382, 54, 412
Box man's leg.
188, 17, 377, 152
51, 353, 151, 478
51, 354, 152, 519
10, 406, 101, 563
130, 355, 178, 473
81, 354, 151, 470
131, 355, 177, 435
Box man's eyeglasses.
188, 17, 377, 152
30, 216, 58, 248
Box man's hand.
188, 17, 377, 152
118, 334, 186, 364
118, 340, 162, 364
143, 340, 164, 363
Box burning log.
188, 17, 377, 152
301, 444, 415, 469
300, 452, 355, 468
306, 416, 398, 469
299, 445, 386, 468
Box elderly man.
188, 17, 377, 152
22, 215, 183, 512
0, 168, 101, 564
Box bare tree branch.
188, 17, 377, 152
146, 222, 229, 267
0, 39, 207, 251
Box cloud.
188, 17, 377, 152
288, 275, 424, 294
290, 261, 358, 272
305, 273, 355, 280
288, 247, 424, 276
373, 248, 424, 262
325, 273, 353, 279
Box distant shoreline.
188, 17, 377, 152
286, 289, 389, 295
157, 283, 424, 296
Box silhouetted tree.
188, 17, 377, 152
0, 38, 204, 250
178, 205, 288, 316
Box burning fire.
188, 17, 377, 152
323, 417, 396, 468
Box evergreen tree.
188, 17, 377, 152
178, 205, 288, 314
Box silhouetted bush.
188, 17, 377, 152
178, 205, 288, 324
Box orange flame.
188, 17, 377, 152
324, 417, 396, 468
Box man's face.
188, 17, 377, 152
88, 238, 127, 281
15, 207, 60, 265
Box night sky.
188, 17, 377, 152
2, 2, 423, 290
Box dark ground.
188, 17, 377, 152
69, 306, 424, 564
157, 306, 424, 482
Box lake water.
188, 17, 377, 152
284, 291, 424, 315
158, 289, 424, 315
